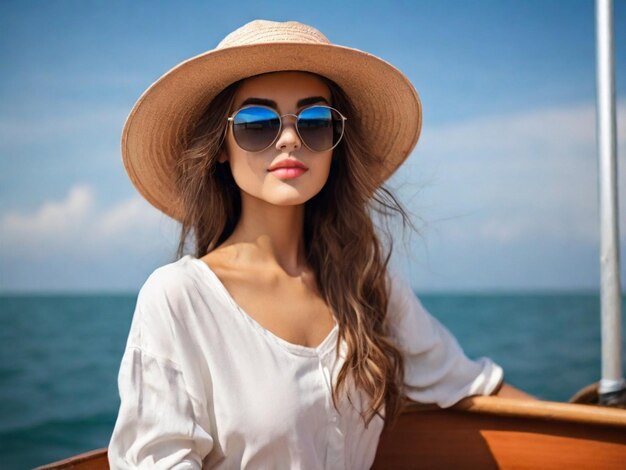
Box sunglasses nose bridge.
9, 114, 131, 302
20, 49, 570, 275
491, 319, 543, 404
275, 113, 302, 149
279, 113, 299, 126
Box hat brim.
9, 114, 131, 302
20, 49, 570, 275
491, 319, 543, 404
121, 42, 422, 221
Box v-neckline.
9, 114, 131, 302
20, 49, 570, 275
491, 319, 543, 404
188, 255, 339, 357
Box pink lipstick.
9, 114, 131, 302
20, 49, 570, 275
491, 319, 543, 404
269, 167, 307, 179
268, 158, 308, 179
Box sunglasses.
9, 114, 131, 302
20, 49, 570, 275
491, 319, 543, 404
227, 105, 347, 153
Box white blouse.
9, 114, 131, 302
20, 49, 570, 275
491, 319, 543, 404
108, 255, 503, 469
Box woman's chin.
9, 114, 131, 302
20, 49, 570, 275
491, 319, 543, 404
260, 184, 324, 206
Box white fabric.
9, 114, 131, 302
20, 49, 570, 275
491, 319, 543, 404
108, 255, 503, 469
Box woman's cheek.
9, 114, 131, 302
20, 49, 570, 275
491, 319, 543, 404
229, 158, 265, 193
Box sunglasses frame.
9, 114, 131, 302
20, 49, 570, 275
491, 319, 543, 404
227, 104, 347, 153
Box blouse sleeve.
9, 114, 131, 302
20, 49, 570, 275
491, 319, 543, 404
386, 270, 504, 408
108, 347, 213, 469
108, 269, 214, 469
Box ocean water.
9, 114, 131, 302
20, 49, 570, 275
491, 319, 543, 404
1, 291, 624, 469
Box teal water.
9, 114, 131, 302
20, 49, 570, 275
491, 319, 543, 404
0, 292, 624, 469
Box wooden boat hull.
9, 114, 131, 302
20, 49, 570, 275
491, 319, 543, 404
372, 397, 626, 469
36, 397, 626, 470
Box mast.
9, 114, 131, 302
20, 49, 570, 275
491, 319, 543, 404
595, 0, 625, 404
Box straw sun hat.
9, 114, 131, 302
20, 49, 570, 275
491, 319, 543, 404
121, 19, 422, 221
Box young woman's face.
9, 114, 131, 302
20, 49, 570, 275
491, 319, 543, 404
221, 71, 334, 207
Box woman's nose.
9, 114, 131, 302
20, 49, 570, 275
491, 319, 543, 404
275, 118, 301, 151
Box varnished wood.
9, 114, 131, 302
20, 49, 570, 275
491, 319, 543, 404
449, 395, 626, 426
34, 447, 109, 470
37, 397, 626, 469
372, 397, 626, 469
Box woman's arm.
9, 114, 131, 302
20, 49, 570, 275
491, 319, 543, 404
386, 271, 506, 407
108, 269, 214, 469
108, 346, 214, 469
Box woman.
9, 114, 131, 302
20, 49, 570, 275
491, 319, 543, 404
108, 19, 531, 469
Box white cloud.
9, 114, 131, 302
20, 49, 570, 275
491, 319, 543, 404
96, 197, 162, 239
392, 99, 626, 246
2, 185, 93, 236
0, 184, 178, 257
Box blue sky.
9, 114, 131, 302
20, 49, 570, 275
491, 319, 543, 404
1, 0, 625, 292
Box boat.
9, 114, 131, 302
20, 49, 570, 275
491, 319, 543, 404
35, 0, 626, 468
33, 395, 626, 469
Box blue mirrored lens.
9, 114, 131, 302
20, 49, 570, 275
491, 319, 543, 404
298, 106, 342, 152
232, 106, 280, 151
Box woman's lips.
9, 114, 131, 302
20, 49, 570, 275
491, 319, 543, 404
269, 167, 307, 179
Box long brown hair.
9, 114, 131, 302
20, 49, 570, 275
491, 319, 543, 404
175, 72, 415, 427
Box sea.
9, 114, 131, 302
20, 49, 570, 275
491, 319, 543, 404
1, 291, 625, 469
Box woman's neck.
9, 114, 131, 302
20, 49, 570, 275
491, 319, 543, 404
219, 193, 307, 275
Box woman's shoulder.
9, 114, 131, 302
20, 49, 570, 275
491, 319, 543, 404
136, 255, 213, 311
139, 255, 223, 296
141, 254, 196, 289
383, 267, 441, 340
385, 267, 420, 310
129, 256, 213, 355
